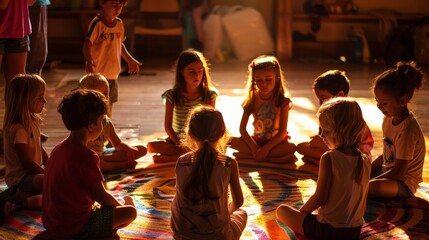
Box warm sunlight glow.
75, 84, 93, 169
297, 179, 316, 203
291, 97, 318, 111
232, 88, 247, 95
355, 97, 384, 131
288, 111, 320, 143
249, 171, 264, 192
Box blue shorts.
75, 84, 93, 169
0, 36, 30, 54
302, 214, 362, 240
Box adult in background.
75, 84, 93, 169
26, 0, 50, 76
0, 0, 33, 89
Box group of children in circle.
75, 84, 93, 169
2, 48, 426, 239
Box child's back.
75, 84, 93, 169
43, 89, 136, 238
170, 105, 247, 239
172, 153, 236, 238
277, 98, 370, 240
43, 137, 102, 237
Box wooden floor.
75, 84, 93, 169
0, 58, 428, 180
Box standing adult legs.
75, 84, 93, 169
26, 5, 48, 75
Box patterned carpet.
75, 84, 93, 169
1, 154, 428, 240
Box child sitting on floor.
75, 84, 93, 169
296, 69, 374, 165
79, 73, 147, 172
369, 61, 426, 200
170, 105, 247, 239
146, 49, 218, 163
229, 55, 296, 163
42, 89, 137, 239
4, 74, 49, 211
277, 97, 371, 240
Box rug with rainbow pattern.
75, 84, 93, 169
0, 157, 429, 240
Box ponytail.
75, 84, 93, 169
185, 142, 219, 201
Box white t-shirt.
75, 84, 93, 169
381, 112, 425, 193
4, 122, 42, 187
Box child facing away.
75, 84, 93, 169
42, 89, 137, 239
296, 70, 374, 165
3, 74, 48, 210
79, 73, 147, 173
229, 55, 296, 163
170, 105, 247, 239
369, 61, 426, 200
147, 49, 218, 163
276, 97, 371, 240
82, 0, 142, 113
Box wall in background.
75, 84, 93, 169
47, 0, 428, 61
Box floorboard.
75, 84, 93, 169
1, 59, 429, 179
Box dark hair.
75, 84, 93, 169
372, 61, 425, 100
100, 0, 128, 5
242, 55, 288, 113
172, 49, 216, 106
313, 69, 350, 96
58, 89, 108, 131
182, 105, 228, 201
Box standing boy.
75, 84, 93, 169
83, 0, 141, 113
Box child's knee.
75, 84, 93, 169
296, 142, 309, 154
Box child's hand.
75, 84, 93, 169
117, 142, 139, 161
309, 135, 326, 148
127, 60, 142, 75
255, 147, 269, 161
85, 61, 96, 73
123, 195, 135, 207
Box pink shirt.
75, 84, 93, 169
0, 0, 31, 38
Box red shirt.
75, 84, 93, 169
42, 138, 104, 238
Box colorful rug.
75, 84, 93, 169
0, 156, 429, 240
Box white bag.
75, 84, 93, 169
221, 6, 274, 61
203, 6, 233, 62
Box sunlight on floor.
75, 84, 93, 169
216, 95, 384, 146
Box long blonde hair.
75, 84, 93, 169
242, 55, 288, 113
317, 97, 366, 184
4, 74, 46, 133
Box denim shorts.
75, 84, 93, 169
0, 36, 30, 54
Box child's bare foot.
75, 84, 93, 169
123, 196, 135, 207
